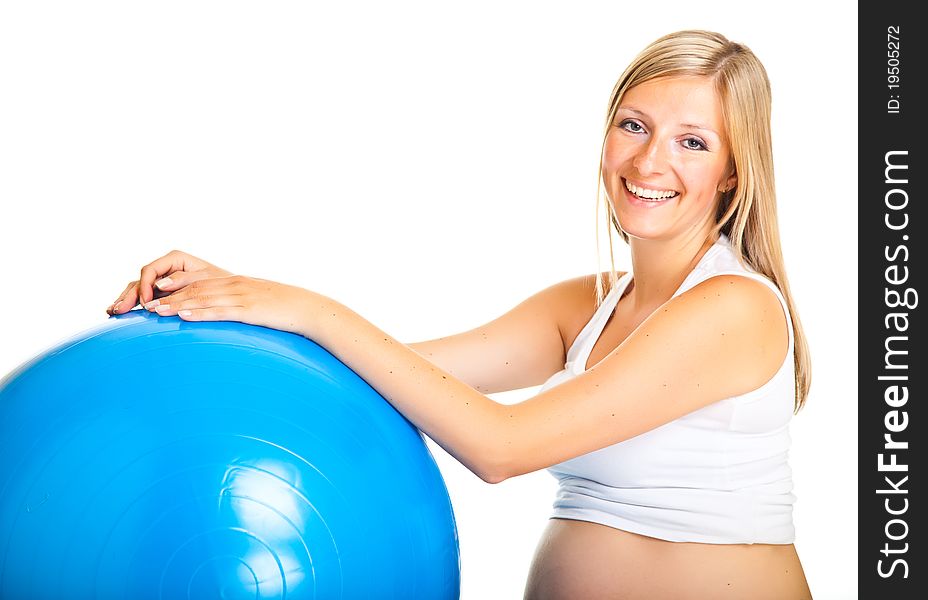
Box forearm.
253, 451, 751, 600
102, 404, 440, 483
296, 290, 507, 483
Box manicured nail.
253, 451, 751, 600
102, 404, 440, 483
155, 277, 173, 290
111, 301, 122, 313
155, 304, 171, 313
144, 299, 160, 310
178, 310, 192, 317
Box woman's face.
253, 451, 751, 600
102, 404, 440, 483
602, 76, 736, 242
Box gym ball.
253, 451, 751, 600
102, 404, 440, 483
0, 309, 460, 599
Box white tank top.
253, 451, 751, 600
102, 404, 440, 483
541, 233, 797, 544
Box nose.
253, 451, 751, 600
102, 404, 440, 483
632, 136, 668, 176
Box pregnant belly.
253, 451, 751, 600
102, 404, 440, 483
523, 518, 811, 600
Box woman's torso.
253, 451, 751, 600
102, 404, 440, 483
523, 235, 811, 599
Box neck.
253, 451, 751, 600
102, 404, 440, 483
625, 229, 719, 312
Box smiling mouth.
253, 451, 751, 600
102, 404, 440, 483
624, 178, 680, 201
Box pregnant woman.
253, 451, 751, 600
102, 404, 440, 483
107, 30, 813, 599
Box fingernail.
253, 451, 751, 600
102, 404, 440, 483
111, 301, 122, 313
155, 277, 172, 290
144, 299, 160, 310
155, 304, 171, 313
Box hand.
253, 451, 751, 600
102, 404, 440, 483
106, 250, 232, 315
138, 274, 315, 335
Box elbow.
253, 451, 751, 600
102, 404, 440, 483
478, 451, 512, 484
473, 401, 515, 484
481, 469, 508, 485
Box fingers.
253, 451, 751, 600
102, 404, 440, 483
144, 278, 244, 318
107, 250, 230, 316
107, 278, 179, 316
149, 268, 218, 295
107, 281, 140, 316
137, 250, 210, 306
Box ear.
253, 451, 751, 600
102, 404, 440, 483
718, 170, 737, 193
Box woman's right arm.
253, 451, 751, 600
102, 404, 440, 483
105, 251, 595, 396
406, 274, 599, 395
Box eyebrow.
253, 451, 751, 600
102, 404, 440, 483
617, 107, 721, 138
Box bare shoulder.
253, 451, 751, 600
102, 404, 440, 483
552, 271, 628, 353
680, 274, 790, 387
688, 274, 787, 332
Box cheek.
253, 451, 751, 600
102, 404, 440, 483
678, 158, 726, 198
602, 134, 629, 172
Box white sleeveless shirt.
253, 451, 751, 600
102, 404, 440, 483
541, 233, 797, 544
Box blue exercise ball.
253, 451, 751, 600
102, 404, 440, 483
0, 310, 460, 599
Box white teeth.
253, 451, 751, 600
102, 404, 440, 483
625, 179, 678, 200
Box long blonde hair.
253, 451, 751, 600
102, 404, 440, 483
593, 30, 811, 413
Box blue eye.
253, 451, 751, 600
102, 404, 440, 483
619, 119, 645, 133
683, 137, 708, 151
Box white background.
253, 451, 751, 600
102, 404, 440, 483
0, 1, 856, 598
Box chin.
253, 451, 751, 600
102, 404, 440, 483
612, 215, 669, 241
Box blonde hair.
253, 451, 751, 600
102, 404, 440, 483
592, 30, 811, 413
